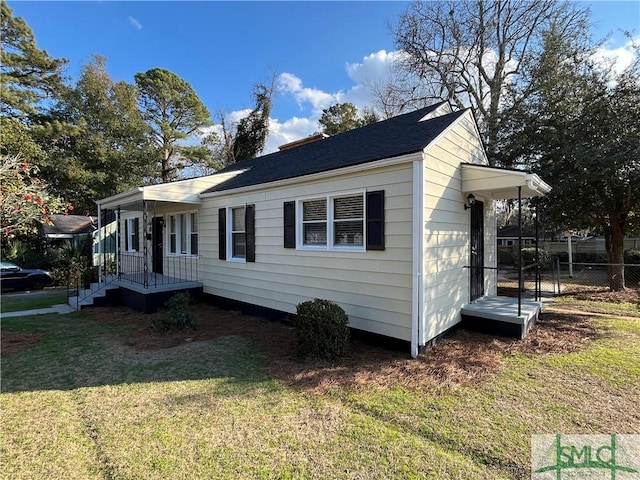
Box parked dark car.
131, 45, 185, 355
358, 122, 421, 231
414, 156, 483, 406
0, 261, 53, 290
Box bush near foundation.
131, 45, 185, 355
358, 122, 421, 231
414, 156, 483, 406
151, 292, 196, 333
295, 298, 350, 360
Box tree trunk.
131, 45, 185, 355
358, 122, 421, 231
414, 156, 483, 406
607, 213, 626, 291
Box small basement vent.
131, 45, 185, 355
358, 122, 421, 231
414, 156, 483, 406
278, 133, 329, 151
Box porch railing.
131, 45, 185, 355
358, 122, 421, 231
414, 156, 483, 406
119, 253, 201, 288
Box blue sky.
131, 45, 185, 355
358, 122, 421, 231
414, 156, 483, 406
8, 1, 640, 153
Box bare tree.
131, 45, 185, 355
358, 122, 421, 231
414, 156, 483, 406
209, 76, 276, 169
386, 0, 586, 164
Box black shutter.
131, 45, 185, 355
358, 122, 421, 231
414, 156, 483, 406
283, 201, 296, 248
218, 208, 226, 260
366, 190, 385, 250
133, 218, 140, 251
124, 218, 129, 251
245, 204, 255, 262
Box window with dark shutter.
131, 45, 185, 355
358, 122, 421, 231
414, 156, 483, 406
283, 201, 296, 248
218, 208, 226, 260
231, 206, 246, 259
245, 204, 255, 262
366, 190, 385, 250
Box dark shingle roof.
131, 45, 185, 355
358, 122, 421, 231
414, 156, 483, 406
42, 215, 96, 235
498, 226, 536, 238
204, 103, 467, 194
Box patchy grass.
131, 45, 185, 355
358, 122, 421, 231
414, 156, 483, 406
1, 305, 638, 480
1, 293, 68, 313
551, 295, 640, 317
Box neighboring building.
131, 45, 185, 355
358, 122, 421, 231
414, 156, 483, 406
39, 214, 96, 248
93, 103, 551, 356
497, 225, 537, 247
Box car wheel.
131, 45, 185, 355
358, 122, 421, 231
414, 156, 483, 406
29, 277, 46, 290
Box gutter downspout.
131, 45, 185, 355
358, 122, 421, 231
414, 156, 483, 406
411, 159, 424, 358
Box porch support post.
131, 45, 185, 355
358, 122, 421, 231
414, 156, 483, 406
518, 186, 522, 317
535, 200, 540, 301
116, 206, 121, 279
143, 200, 148, 288
97, 204, 102, 284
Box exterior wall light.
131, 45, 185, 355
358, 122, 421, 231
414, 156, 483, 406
464, 193, 476, 210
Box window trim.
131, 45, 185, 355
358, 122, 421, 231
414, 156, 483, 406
166, 211, 199, 257
296, 191, 366, 252
124, 216, 139, 253
227, 205, 247, 263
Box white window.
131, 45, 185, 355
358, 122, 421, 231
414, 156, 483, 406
229, 206, 246, 260
302, 198, 327, 246
124, 217, 139, 252
167, 212, 198, 256
298, 193, 364, 250
333, 195, 364, 246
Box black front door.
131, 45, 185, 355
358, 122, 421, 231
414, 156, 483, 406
470, 200, 484, 301
152, 217, 163, 275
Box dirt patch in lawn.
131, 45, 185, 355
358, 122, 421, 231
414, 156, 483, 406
498, 286, 640, 304
86, 303, 600, 394
568, 288, 640, 303
1, 330, 44, 355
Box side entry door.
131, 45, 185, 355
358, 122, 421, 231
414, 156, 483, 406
470, 200, 484, 301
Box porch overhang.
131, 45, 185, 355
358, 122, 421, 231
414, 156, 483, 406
461, 163, 551, 200
96, 169, 248, 211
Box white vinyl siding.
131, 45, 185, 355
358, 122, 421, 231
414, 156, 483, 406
199, 161, 417, 341
421, 111, 495, 344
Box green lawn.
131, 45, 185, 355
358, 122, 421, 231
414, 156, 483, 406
1, 307, 638, 479
1, 292, 68, 313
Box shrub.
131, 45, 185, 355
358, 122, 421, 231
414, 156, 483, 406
151, 292, 196, 333
624, 249, 640, 264
295, 298, 350, 361
519, 247, 553, 269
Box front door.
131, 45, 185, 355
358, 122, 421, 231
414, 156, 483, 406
470, 200, 484, 301
152, 217, 163, 275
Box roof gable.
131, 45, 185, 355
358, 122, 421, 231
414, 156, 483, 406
204, 102, 467, 194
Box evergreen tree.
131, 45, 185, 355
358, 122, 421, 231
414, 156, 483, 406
0, 1, 67, 119
135, 68, 212, 182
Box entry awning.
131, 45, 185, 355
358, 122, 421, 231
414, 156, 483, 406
461, 163, 551, 199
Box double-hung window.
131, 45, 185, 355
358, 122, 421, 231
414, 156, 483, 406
302, 199, 327, 246
124, 217, 139, 252
299, 194, 364, 250
167, 212, 198, 256
284, 190, 384, 251
230, 206, 246, 259
218, 205, 256, 263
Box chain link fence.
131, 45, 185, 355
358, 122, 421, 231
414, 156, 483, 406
498, 262, 640, 296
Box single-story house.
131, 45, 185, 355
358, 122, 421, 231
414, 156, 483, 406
92, 102, 551, 357
497, 225, 537, 247
39, 214, 96, 248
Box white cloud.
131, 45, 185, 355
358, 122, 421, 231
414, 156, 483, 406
128, 16, 142, 30
593, 36, 639, 76
264, 116, 318, 154
276, 72, 337, 115
345, 49, 399, 84
197, 109, 317, 156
